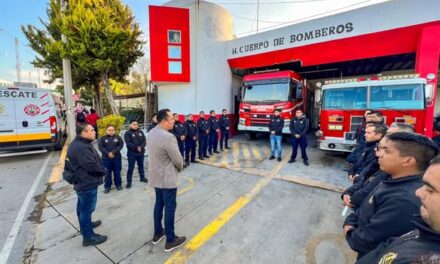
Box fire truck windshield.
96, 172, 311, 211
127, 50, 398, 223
370, 83, 424, 110
243, 82, 289, 104
322, 83, 425, 110
322, 87, 367, 110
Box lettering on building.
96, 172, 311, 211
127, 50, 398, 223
231, 22, 354, 55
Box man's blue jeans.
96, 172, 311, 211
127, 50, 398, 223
270, 135, 282, 158
127, 155, 145, 183
76, 188, 98, 239
154, 188, 177, 243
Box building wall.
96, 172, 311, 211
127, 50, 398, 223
155, 0, 234, 115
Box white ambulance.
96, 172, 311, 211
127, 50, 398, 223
0, 83, 67, 152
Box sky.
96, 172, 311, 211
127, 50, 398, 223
0, 0, 389, 88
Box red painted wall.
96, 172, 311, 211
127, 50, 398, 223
149, 6, 190, 82
228, 22, 440, 70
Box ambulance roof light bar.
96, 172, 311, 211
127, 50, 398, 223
324, 73, 421, 84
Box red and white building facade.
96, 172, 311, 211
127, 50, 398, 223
149, 0, 440, 135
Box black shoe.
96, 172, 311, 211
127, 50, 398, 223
83, 234, 108, 247
225, 147, 231, 149
277, 157, 282, 162
220, 148, 224, 151
126, 183, 132, 189
104, 189, 110, 194
269, 156, 275, 160
152, 230, 166, 245
303, 160, 309, 166
209, 152, 213, 156
140, 178, 148, 183
288, 159, 295, 164
214, 151, 220, 154
204, 155, 210, 158
183, 164, 188, 169
199, 157, 204, 160
185, 161, 190, 167
191, 160, 199, 163
92, 220, 102, 228
164, 236, 187, 252
116, 186, 123, 191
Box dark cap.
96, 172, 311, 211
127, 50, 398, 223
388, 132, 439, 154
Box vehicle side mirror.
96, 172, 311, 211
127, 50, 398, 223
425, 84, 433, 102
315, 89, 322, 103
296, 83, 303, 100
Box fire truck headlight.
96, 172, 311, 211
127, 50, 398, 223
239, 118, 245, 125
315, 130, 323, 137
328, 125, 343, 131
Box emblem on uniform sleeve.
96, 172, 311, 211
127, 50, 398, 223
113, 138, 119, 142
378, 252, 397, 264
105, 139, 109, 143
138, 133, 143, 137
24, 104, 40, 116
368, 195, 374, 205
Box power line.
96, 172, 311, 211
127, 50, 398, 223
235, 0, 372, 36
213, 0, 326, 4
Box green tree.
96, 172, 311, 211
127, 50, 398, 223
22, 0, 144, 115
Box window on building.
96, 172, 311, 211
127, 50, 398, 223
168, 46, 181, 59
168, 61, 182, 74
168, 30, 181, 44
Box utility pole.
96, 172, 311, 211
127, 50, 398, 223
60, 0, 76, 143
256, 0, 260, 33
15, 38, 21, 82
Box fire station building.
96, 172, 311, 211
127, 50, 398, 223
148, 0, 440, 135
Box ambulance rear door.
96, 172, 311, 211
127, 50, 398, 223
14, 88, 52, 149
0, 88, 19, 150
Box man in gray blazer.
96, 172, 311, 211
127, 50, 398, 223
146, 108, 186, 252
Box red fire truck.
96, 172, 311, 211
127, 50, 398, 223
238, 70, 306, 139
316, 74, 436, 152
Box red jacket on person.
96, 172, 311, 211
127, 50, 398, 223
87, 113, 100, 126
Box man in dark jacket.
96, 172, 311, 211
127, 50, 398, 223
208, 110, 220, 155
219, 109, 231, 151
197, 111, 210, 160
184, 114, 198, 167
348, 123, 387, 182
67, 123, 107, 246
357, 155, 440, 263
268, 109, 284, 161
98, 125, 124, 193
343, 132, 438, 259
288, 109, 309, 166
172, 113, 186, 158
346, 109, 373, 164
124, 120, 147, 188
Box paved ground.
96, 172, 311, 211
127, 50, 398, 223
11, 134, 356, 264
0, 151, 59, 264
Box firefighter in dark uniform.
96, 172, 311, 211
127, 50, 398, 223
197, 111, 210, 160
268, 109, 284, 161
357, 155, 440, 264
208, 110, 220, 155
172, 113, 186, 158
124, 120, 147, 188
343, 132, 438, 260
184, 114, 198, 167
219, 109, 231, 151
98, 125, 124, 193
288, 109, 309, 166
